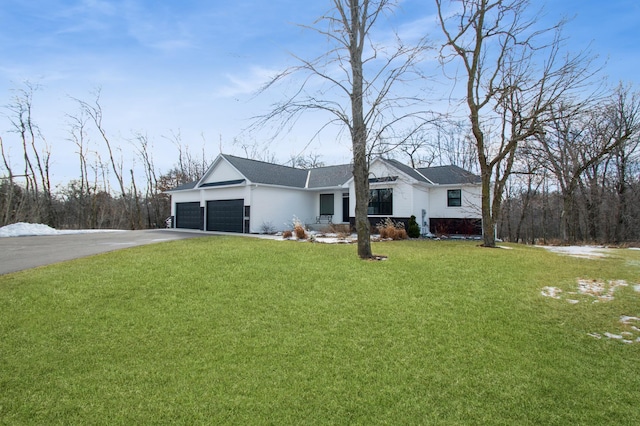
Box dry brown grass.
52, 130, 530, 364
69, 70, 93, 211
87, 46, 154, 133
377, 218, 408, 240
294, 224, 307, 239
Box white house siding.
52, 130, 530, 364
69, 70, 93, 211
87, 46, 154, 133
201, 157, 244, 184
170, 190, 200, 218
367, 160, 397, 182
249, 185, 315, 233
348, 184, 416, 218
348, 159, 420, 221
171, 190, 199, 205
201, 186, 248, 204
168, 154, 483, 235
381, 179, 413, 217
411, 185, 430, 232
428, 185, 482, 219
311, 190, 347, 224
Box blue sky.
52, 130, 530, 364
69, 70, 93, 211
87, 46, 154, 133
1, 0, 639, 186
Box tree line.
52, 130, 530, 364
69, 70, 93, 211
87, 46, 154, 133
2, 1, 639, 248
2, 80, 637, 244
0, 86, 210, 230
391, 85, 640, 245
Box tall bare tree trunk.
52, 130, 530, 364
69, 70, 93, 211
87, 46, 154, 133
436, 0, 594, 247
255, 0, 428, 259
347, 0, 372, 258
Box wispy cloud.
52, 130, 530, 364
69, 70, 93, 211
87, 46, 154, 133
51, 0, 119, 35
120, 1, 197, 52
214, 67, 281, 99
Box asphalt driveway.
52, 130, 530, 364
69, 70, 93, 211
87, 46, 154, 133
0, 229, 212, 275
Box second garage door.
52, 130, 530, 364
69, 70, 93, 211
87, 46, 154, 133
206, 199, 244, 233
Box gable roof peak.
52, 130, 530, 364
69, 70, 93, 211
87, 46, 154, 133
219, 153, 309, 188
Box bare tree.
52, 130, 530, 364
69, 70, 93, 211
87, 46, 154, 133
0, 135, 18, 225
65, 108, 93, 227
4, 83, 55, 226
433, 122, 478, 172
73, 89, 127, 197
163, 130, 212, 184
255, 0, 431, 259
608, 87, 640, 243
72, 90, 145, 229
435, 0, 594, 247
395, 128, 437, 168
288, 152, 326, 169
536, 87, 640, 243
132, 132, 167, 228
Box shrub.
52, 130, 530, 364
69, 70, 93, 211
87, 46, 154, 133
407, 215, 421, 238
377, 218, 408, 240
282, 230, 293, 239
294, 224, 307, 239
292, 216, 307, 240
260, 221, 276, 234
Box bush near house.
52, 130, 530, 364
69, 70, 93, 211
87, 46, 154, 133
408, 215, 421, 238
377, 218, 408, 240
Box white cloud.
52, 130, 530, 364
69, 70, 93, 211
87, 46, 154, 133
214, 67, 281, 98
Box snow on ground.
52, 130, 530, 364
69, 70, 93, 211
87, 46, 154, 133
0, 222, 125, 238
541, 278, 640, 344
279, 231, 358, 244
538, 245, 614, 259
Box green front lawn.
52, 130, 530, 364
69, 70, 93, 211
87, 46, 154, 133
1, 238, 639, 424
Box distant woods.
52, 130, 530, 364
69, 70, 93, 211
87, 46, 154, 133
1, 79, 639, 243
0, 86, 211, 230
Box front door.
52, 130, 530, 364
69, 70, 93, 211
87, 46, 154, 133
342, 195, 349, 223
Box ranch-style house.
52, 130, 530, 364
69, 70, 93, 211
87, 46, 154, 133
166, 154, 483, 236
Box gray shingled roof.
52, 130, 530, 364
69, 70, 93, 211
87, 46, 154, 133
222, 154, 309, 188
168, 181, 198, 191
167, 155, 480, 192
416, 165, 481, 185
307, 164, 353, 188
383, 158, 430, 183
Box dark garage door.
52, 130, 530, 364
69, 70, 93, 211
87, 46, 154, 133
175, 202, 202, 229
207, 199, 244, 233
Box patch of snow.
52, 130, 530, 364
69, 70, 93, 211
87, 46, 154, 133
0, 222, 124, 238
541, 245, 640, 258
538, 245, 611, 259
635, 285, 640, 293
576, 278, 627, 302
541, 286, 562, 299
280, 231, 358, 244
604, 332, 623, 340
545, 280, 640, 345
587, 315, 640, 344
620, 316, 640, 325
